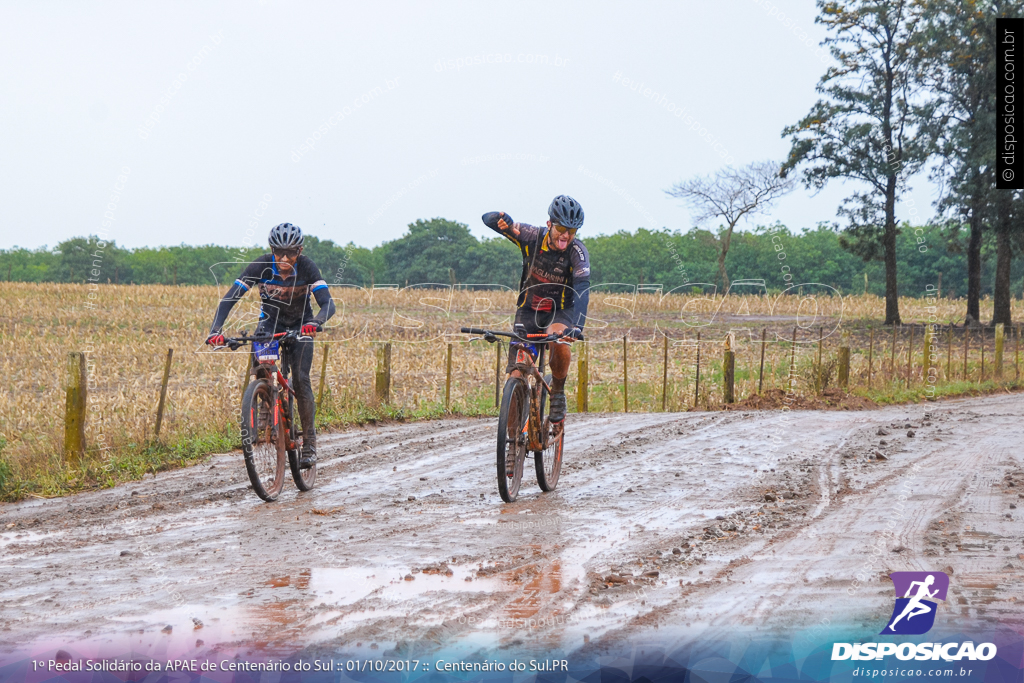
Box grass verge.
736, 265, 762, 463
854, 379, 1024, 405
0, 389, 500, 503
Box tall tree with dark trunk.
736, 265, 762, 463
782, 0, 928, 325
990, 189, 1019, 326
914, 0, 1013, 325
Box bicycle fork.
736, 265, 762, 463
274, 367, 300, 452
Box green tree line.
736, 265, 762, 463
2, 218, 1019, 299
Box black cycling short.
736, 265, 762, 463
513, 306, 574, 334
506, 307, 574, 372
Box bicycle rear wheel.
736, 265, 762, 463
241, 379, 286, 502
534, 374, 563, 492
496, 377, 528, 503
287, 396, 317, 491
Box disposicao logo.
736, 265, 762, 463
881, 571, 948, 635
830, 571, 998, 662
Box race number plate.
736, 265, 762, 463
253, 340, 280, 363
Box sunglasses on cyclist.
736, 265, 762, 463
273, 248, 301, 259
550, 224, 578, 239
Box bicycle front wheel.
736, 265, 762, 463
241, 379, 286, 502
534, 374, 563, 492
496, 377, 528, 503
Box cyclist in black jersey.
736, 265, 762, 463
205, 223, 336, 468
482, 195, 590, 422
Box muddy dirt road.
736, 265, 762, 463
2, 394, 1022, 662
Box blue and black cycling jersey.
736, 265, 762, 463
482, 212, 591, 329
209, 253, 335, 333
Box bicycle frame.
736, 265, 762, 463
463, 326, 573, 452
509, 340, 552, 453
461, 325, 574, 502
231, 331, 305, 452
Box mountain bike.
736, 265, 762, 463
461, 326, 577, 503
223, 329, 317, 501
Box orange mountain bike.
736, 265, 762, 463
461, 326, 576, 502
223, 329, 317, 501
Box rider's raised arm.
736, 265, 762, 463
482, 211, 541, 249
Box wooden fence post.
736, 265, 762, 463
445, 343, 452, 412
906, 325, 914, 386
963, 329, 969, 380
661, 334, 669, 411
495, 342, 502, 408
757, 328, 767, 394
867, 327, 874, 390
995, 323, 1004, 380
889, 325, 898, 383
946, 326, 953, 382
622, 335, 629, 413
154, 348, 173, 438
1016, 324, 1020, 380
723, 338, 735, 404
375, 342, 391, 405
577, 341, 589, 413
838, 332, 850, 390
317, 343, 329, 409
64, 351, 87, 462
922, 325, 932, 388
816, 327, 824, 394
789, 326, 798, 391
981, 330, 986, 381
240, 333, 252, 401
694, 331, 701, 408
241, 350, 251, 403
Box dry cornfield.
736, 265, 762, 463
1, 283, 1022, 490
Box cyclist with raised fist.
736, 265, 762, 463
482, 195, 591, 423
205, 222, 336, 469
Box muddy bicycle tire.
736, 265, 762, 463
497, 377, 529, 503
534, 373, 563, 492
287, 397, 317, 491
240, 379, 286, 502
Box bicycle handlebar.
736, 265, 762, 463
459, 327, 581, 343
221, 329, 314, 350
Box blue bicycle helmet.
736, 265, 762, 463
548, 195, 584, 229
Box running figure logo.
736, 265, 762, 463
881, 572, 949, 635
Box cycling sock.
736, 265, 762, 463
552, 376, 566, 393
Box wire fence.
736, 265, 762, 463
3, 283, 1023, 475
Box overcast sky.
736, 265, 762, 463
0, 0, 939, 251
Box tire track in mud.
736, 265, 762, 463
588, 397, 1024, 654
576, 411, 872, 647
1, 395, 1022, 660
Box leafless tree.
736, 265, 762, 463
666, 160, 795, 290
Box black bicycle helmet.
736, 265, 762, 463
268, 223, 304, 249
547, 195, 584, 229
